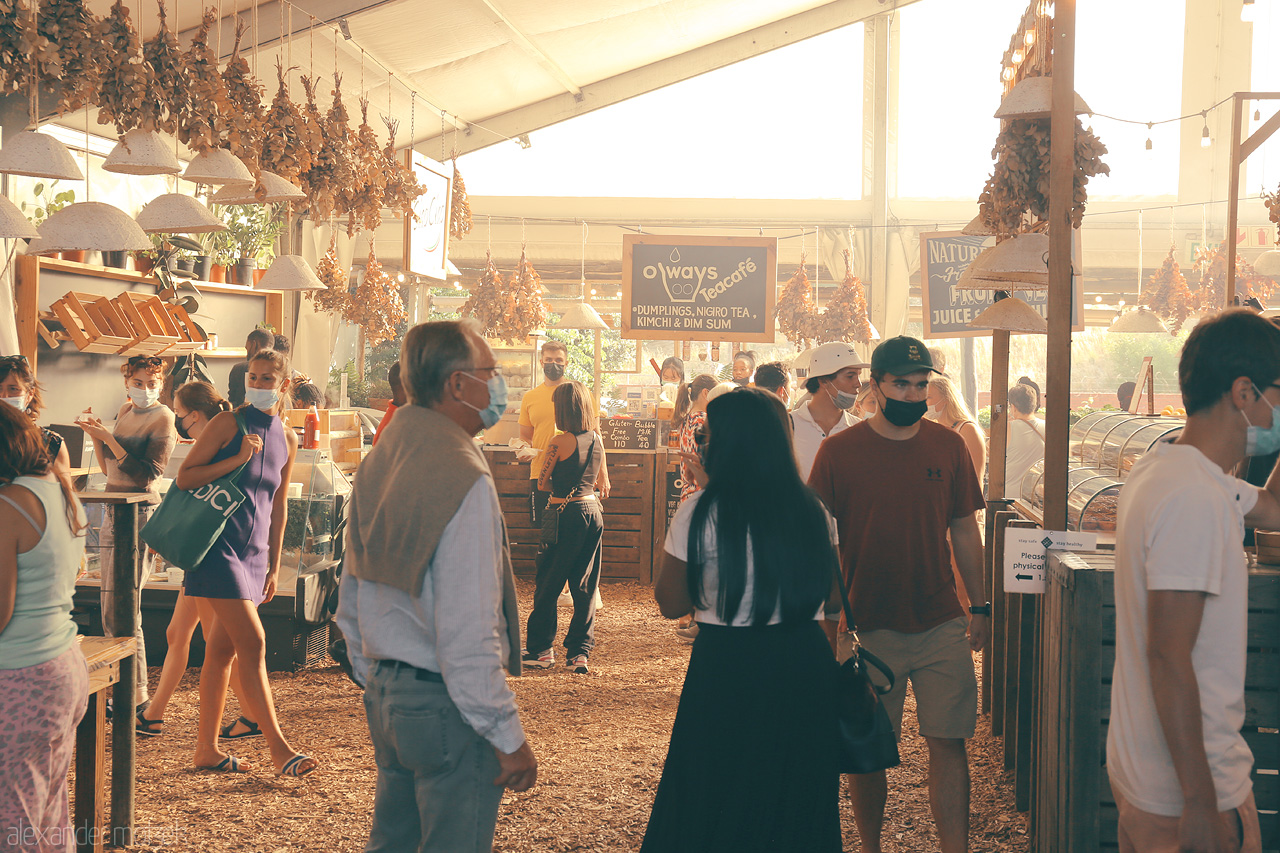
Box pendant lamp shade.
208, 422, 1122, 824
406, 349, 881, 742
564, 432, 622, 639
254, 255, 325, 291
961, 215, 997, 237
1255, 249, 1280, 277
0, 130, 84, 181
995, 76, 1092, 120
958, 233, 1049, 288
103, 130, 182, 175
31, 202, 151, 253
0, 195, 39, 239
211, 171, 305, 204
554, 298, 610, 331
181, 149, 253, 187
135, 194, 227, 234
967, 294, 1048, 333
1108, 306, 1169, 334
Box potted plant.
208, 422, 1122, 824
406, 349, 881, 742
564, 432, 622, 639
221, 204, 285, 285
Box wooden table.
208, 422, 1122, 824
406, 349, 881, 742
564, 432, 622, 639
75, 636, 136, 853
75, 491, 149, 850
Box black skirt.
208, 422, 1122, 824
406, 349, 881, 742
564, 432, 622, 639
641, 620, 843, 853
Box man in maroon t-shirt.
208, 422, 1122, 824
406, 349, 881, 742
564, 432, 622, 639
809, 335, 988, 853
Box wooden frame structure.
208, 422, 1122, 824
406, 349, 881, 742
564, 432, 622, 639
1225, 91, 1280, 306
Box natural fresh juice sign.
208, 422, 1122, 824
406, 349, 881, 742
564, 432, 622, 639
622, 235, 777, 342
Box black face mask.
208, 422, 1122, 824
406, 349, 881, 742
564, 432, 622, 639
881, 396, 928, 427
543, 363, 565, 381
175, 415, 192, 441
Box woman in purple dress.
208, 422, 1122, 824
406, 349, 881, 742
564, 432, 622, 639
176, 349, 315, 776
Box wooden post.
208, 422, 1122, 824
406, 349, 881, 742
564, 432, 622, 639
109, 503, 138, 846
1226, 93, 1244, 308
74, 691, 106, 853
593, 328, 603, 398
15, 254, 38, 366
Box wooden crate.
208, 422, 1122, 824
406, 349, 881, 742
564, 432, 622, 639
162, 302, 207, 354
1037, 552, 1280, 852
112, 292, 180, 356
50, 291, 134, 354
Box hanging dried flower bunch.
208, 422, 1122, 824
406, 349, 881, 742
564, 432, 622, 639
978, 118, 1110, 235
494, 247, 548, 344
301, 73, 357, 222
0, 0, 59, 99
260, 60, 310, 184
1192, 239, 1275, 311
1143, 246, 1196, 333
349, 98, 386, 234
308, 235, 353, 315
818, 249, 874, 343
775, 256, 821, 348
37, 0, 103, 114
450, 153, 473, 240
221, 18, 265, 173
345, 248, 405, 345
1264, 182, 1280, 239
137, 0, 186, 135
461, 251, 507, 337
177, 9, 231, 152
295, 74, 328, 213
95, 0, 146, 135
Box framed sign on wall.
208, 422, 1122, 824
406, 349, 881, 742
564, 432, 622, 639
403, 151, 453, 282
621, 234, 777, 342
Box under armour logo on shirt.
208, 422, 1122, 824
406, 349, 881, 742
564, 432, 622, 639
925, 467, 943, 481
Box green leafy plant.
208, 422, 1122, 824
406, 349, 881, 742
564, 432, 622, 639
220, 203, 285, 262
21, 181, 75, 226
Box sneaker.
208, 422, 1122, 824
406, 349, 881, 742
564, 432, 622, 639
522, 649, 555, 669
675, 623, 699, 644
567, 654, 589, 674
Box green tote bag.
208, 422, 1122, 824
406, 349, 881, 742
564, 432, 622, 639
141, 414, 251, 572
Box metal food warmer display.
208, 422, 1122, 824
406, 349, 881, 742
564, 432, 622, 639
1015, 412, 1184, 535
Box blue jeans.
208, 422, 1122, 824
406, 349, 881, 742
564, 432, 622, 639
362, 662, 504, 853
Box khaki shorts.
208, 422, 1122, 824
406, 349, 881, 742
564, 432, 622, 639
1112, 785, 1261, 853
837, 617, 977, 740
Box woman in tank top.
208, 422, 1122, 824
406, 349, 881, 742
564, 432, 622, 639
0, 402, 89, 846
523, 381, 609, 674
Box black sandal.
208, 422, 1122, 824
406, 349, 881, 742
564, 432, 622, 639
135, 708, 163, 738
220, 716, 263, 740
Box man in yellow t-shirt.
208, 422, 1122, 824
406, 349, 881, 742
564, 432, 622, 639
520, 340, 572, 523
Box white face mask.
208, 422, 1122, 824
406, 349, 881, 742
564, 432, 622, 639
128, 387, 160, 409
244, 387, 280, 411
2, 394, 26, 411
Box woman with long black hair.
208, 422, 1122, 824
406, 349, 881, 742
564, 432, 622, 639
643, 388, 843, 852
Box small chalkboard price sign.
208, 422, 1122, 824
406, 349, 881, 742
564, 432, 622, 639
601, 418, 659, 450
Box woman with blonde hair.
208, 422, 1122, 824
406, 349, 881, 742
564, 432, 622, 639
926, 374, 986, 484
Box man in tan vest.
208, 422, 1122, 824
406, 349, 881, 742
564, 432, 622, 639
337, 319, 537, 852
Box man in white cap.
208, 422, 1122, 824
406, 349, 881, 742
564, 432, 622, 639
791, 341, 869, 481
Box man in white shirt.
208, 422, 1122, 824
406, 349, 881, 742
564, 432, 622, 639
791, 341, 868, 481
1108, 309, 1280, 853
338, 320, 536, 852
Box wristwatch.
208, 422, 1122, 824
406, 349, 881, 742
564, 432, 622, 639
968, 603, 992, 616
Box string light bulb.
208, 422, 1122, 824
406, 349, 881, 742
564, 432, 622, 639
1242, 0, 1256, 22
1255, 108, 1262, 122
1002, 66, 1015, 82
1012, 48, 1024, 64
1146, 122, 1153, 151
1024, 29, 1035, 46
1201, 112, 1211, 148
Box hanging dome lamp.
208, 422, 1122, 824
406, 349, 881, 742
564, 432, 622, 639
0, 195, 39, 239
181, 148, 254, 188
967, 291, 1048, 334
135, 194, 227, 234
994, 75, 1092, 121
28, 202, 151, 254
103, 130, 182, 176
254, 255, 326, 291
211, 171, 306, 204
1107, 306, 1170, 334
0, 130, 84, 181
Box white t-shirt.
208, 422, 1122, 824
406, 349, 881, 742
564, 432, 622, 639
1004, 418, 1044, 500
792, 402, 859, 483
664, 491, 836, 626
1106, 441, 1257, 816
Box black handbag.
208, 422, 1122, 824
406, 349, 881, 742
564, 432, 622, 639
833, 566, 902, 775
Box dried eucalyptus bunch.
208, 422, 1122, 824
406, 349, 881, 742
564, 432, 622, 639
461, 251, 507, 337
177, 9, 232, 152
138, 0, 187, 134
95, 0, 146, 135
819, 249, 874, 344
775, 257, 820, 348
260, 60, 311, 184
221, 19, 266, 172
495, 247, 548, 344
38, 0, 103, 114
450, 153, 473, 240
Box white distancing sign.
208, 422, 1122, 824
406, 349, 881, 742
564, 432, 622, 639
1003, 529, 1099, 594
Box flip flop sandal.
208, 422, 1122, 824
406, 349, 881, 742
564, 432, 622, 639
220, 716, 263, 740
198, 755, 248, 773
278, 754, 317, 777
135, 709, 164, 738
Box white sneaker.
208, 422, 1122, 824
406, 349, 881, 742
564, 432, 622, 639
593, 587, 604, 611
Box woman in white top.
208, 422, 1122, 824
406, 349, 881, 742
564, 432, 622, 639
1004, 382, 1045, 501
645, 388, 843, 853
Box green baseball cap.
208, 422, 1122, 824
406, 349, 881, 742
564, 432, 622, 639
870, 335, 939, 377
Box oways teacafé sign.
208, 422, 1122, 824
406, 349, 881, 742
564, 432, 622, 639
621, 234, 777, 342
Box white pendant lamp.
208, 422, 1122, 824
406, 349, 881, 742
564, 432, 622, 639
1255, 249, 1280, 277
181, 149, 253, 188
961, 215, 997, 237
968, 293, 1048, 333
0, 195, 38, 239
1108, 306, 1169, 334
552, 278, 610, 331
212, 171, 305, 204
994, 76, 1092, 120
254, 255, 325, 291
136, 194, 226, 234
103, 130, 182, 176
958, 232, 1049, 287
0, 130, 84, 181
31, 202, 151, 253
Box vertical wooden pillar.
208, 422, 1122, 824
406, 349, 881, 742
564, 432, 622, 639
15, 254, 39, 366
108, 503, 137, 847
74, 691, 106, 853
1226, 93, 1244, 308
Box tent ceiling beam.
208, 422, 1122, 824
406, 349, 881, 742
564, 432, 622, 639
422, 0, 924, 157
474, 0, 583, 99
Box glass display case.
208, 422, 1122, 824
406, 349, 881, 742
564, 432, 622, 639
280, 448, 349, 617
1116, 420, 1184, 477
1095, 416, 1178, 474
1022, 461, 1108, 516
1072, 412, 1153, 467
1067, 474, 1123, 532
492, 345, 538, 414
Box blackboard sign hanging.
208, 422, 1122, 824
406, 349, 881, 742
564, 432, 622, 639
600, 418, 660, 451
621, 235, 777, 342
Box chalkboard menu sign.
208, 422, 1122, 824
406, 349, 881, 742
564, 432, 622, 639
622, 235, 777, 342
665, 470, 683, 524
601, 418, 659, 450
918, 231, 1083, 339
